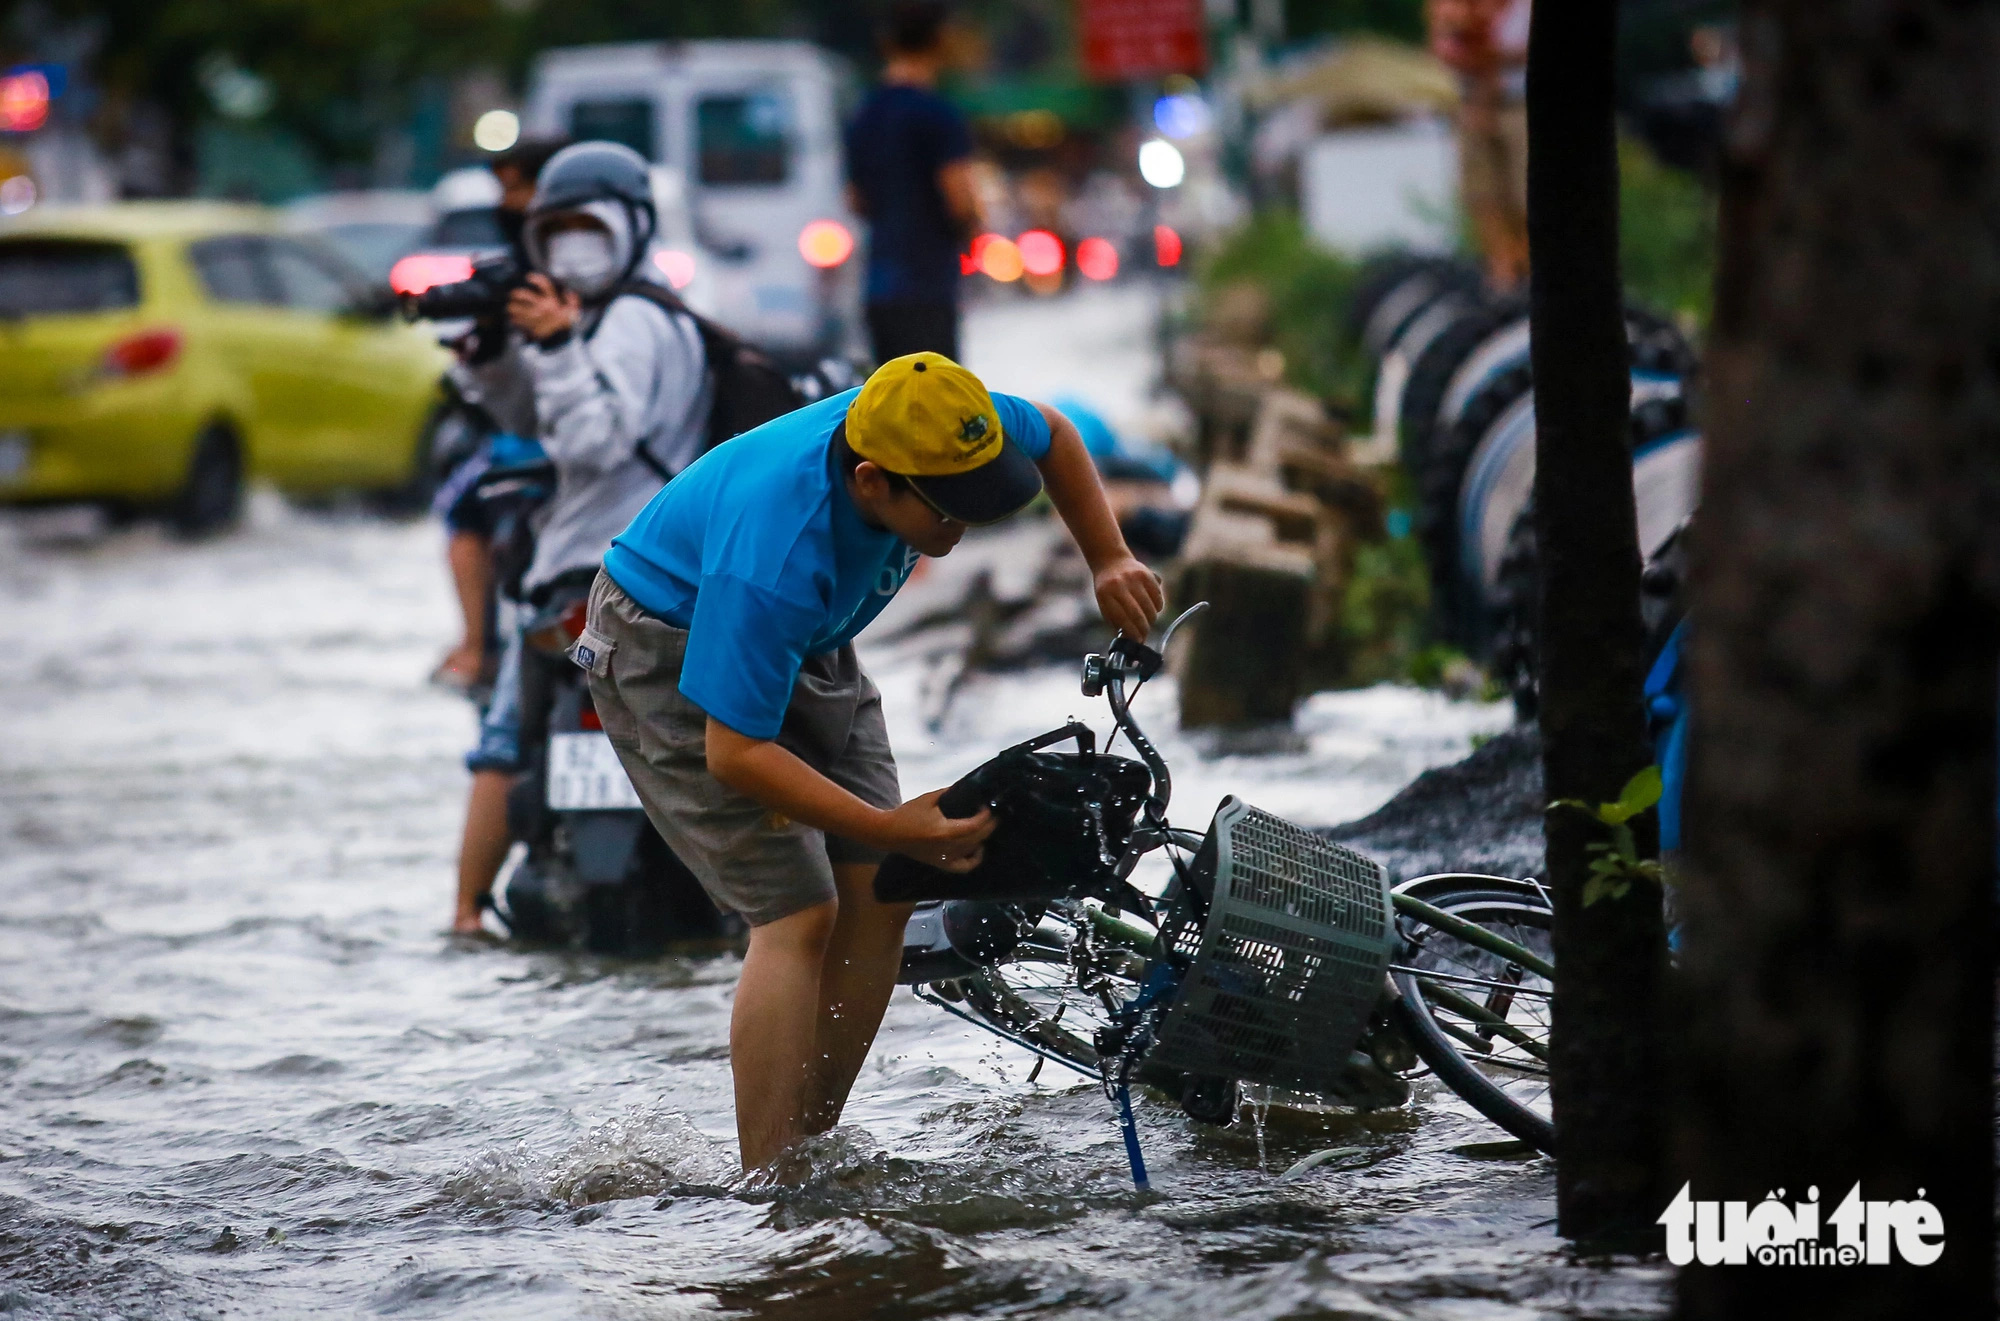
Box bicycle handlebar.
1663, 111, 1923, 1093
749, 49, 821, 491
1086, 602, 1209, 817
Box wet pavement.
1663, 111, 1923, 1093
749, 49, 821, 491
0, 289, 1672, 1320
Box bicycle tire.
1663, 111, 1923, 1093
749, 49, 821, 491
1397, 296, 1527, 475
1390, 879, 1556, 1153
1485, 393, 1699, 718
1415, 309, 1698, 649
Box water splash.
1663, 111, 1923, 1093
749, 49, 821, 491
444, 1104, 735, 1209
1245, 1084, 1273, 1171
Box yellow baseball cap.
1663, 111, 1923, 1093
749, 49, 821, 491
845, 352, 1044, 526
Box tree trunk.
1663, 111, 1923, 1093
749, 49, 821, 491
1673, 4, 2000, 1316
1527, 0, 1669, 1245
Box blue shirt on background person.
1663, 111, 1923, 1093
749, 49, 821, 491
602, 387, 1051, 740
845, 85, 974, 307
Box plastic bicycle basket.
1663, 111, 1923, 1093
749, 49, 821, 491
1145, 797, 1395, 1097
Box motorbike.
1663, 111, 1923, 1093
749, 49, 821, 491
467, 462, 740, 955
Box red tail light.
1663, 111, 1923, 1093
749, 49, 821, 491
1076, 236, 1119, 281
798, 220, 853, 269
1018, 229, 1065, 277
973, 233, 1024, 282
101, 328, 181, 378
653, 249, 697, 289
578, 703, 603, 732
0, 70, 50, 134
389, 252, 474, 296
1153, 225, 1183, 268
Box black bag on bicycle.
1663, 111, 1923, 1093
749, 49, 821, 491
874, 740, 1153, 904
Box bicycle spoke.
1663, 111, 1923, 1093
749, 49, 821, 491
1387, 964, 1553, 1000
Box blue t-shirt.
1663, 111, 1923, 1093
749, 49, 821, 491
603, 387, 1052, 739
845, 85, 974, 305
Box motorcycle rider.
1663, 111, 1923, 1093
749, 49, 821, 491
452, 140, 713, 935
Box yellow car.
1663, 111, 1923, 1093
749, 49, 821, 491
0, 202, 452, 533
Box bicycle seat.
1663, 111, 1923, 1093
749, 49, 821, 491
874, 745, 1152, 904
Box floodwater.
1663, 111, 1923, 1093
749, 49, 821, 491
0, 289, 1671, 1320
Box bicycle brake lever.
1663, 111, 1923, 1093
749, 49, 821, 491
1156, 601, 1209, 655
1107, 634, 1165, 681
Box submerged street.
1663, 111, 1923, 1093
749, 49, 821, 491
0, 291, 1670, 1320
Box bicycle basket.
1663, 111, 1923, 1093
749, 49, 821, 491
1146, 797, 1395, 1097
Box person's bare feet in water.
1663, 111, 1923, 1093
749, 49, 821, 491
430, 643, 490, 696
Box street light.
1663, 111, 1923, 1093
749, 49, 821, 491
474, 109, 520, 153
1138, 139, 1185, 190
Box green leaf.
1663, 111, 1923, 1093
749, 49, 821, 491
1583, 874, 1633, 907
1601, 766, 1664, 824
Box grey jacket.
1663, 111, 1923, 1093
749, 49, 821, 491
456, 284, 711, 596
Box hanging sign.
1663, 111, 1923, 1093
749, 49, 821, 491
1079, 0, 1207, 82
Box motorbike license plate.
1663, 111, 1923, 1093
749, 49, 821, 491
546, 732, 644, 811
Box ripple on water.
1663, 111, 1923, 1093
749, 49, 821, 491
29, 1057, 208, 1099
241, 1054, 345, 1078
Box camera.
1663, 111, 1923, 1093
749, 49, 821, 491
402, 251, 529, 321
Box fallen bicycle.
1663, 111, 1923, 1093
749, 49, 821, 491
889, 604, 1555, 1187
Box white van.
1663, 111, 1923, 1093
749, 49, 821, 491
522, 40, 863, 367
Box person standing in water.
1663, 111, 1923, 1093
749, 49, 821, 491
575, 354, 1162, 1166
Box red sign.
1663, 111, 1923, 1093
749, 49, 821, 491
1080, 0, 1207, 82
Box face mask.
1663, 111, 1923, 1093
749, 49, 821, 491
544, 229, 620, 296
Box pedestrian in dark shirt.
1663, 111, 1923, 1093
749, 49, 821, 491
844, 0, 983, 364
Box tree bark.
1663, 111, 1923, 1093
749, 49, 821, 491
1673, 4, 2000, 1316
1527, 0, 1669, 1245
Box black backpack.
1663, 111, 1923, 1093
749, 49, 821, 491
602, 280, 805, 475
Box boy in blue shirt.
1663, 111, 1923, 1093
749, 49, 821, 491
576, 353, 1162, 1167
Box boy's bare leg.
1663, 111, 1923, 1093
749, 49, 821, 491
804, 863, 915, 1134
732, 899, 839, 1168
453, 769, 514, 932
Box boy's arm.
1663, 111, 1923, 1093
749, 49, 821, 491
1033, 402, 1166, 641
704, 720, 994, 870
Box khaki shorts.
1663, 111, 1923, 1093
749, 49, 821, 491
574, 570, 902, 928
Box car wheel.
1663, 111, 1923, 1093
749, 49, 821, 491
166, 424, 243, 538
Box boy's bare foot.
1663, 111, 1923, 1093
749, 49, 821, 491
451, 909, 491, 937
429, 644, 490, 695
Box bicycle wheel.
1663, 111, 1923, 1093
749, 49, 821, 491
1390, 875, 1555, 1152
937, 902, 1156, 1076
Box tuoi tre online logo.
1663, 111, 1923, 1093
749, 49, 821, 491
1659, 1183, 1944, 1267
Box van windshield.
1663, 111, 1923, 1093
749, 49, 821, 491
431, 208, 507, 248
570, 99, 657, 162
0, 239, 140, 316
697, 91, 791, 185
